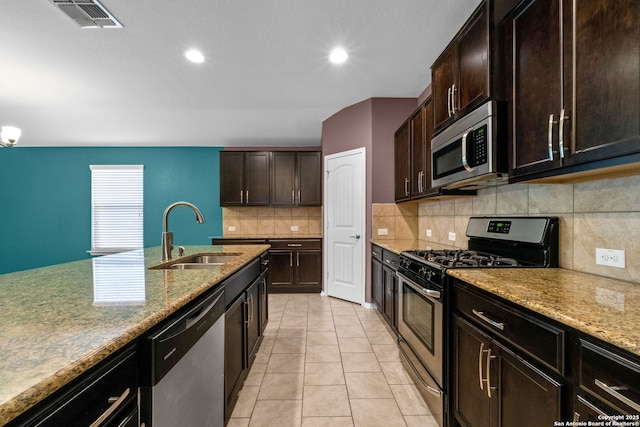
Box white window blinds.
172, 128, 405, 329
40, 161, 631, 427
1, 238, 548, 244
90, 165, 144, 255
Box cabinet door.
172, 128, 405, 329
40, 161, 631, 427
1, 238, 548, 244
220, 152, 244, 206
271, 152, 296, 206
245, 152, 270, 205
246, 279, 261, 364
453, 315, 495, 427
495, 340, 562, 427
432, 46, 457, 132
225, 294, 247, 416
565, 0, 640, 165
410, 103, 427, 197
259, 270, 268, 334
510, 0, 563, 176
371, 258, 383, 311
297, 152, 322, 206
394, 120, 411, 202
457, 2, 490, 116
268, 251, 294, 291
296, 250, 322, 292
382, 265, 396, 329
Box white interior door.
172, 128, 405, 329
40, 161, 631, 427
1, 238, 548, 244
324, 148, 365, 304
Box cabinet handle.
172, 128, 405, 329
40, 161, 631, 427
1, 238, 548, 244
405, 178, 409, 196
289, 253, 293, 267
595, 379, 640, 412
246, 190, 249, 203
240, 191, 244, 203
451, 84, 457, 115
447, 87, 452, 117
472, 309, 505, 330
486, 348, 496, 398
292, 190, 295, 203
559, 108, 569, 159
89, 388, 130, 427
461, 127, 474, 172
479, 342, 486, 391
297, 190, 300, 203
548, 114, 557, 161
421, 171, 425, 192
573, 412, 580, 422
296, 252, 300, 267
244, 300, 250, 326
287, 243, 302, 247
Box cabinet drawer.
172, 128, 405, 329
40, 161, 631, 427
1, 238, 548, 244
371, 244, 383, 262
269, 239, 321, 250
454, 282, 565, 374
578, 339, 640, 414
382, 250, 399, 270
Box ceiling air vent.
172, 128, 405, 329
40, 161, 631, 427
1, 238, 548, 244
50, 0, 123, 28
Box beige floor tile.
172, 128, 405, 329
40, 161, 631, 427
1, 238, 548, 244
266, 353, 305, 373
372, 344, 400, 362
365, 329, 396, 345
341, 353, 381, 373
404, 415, 440, 427
272, 338, 306, 354
359, 319, 388, 332
284, 308, 309, 317
390, 384, 430, 416
281, 315, 309, 328
330, 299, 356, 308
332, 306, 357, 316
302, 385, 352, 417
301, 416, 354, 427
305, 345, 342, 363
307, 320, 335, 332
345, 372, 393, 399
349, 398, 406, 427
304, 362, 345, 385
244, 361, 267, 386
338, 337, 373, 353
277, 327, 307, 338
306, 331, 338, 346
258, 373, 304, 400
249, 400, 302, 427
335, 325, 366, 338
231, 385, 260, 418
355, 310, 381, 321
380, 361, 414, 385
228, 418, 251, 427
333, 315, 361, 326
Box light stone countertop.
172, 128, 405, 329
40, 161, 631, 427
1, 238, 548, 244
370, 239, 458, 255
0, 244, 269, 426
447, 268, 640, 357
211, 234, 323, 239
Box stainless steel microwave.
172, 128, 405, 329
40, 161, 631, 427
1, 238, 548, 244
431, 101, 508, 189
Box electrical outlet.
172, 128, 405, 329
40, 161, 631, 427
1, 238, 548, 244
228, 226, 236, 232
377, 228, 388, 236
448, 232, 456, 242
291, 225, 299, 232
595, 248, 625, 268
426, 229, 432, 237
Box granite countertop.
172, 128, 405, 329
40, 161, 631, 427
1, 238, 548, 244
447, 268, 640, 357
370, 239, 458, 255
0, 244, 269, 425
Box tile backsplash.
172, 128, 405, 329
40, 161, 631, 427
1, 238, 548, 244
223, 206, 323, 237
373, 175, 640, 284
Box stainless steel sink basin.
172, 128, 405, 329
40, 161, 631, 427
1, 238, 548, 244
149, 253, 240, 270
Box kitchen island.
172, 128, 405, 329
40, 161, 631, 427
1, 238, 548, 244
0, 244, 269, 425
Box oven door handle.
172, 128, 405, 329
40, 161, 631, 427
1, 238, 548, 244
396, 271, 441, 300
461, 127, 474, 172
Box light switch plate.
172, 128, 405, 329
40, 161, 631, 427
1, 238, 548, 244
595, 248, 625, 268
448, 232, 456, 242
228, 226, 236, 232
377, 228, 388, 236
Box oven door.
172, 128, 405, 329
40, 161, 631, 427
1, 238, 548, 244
396, 271, 443, 387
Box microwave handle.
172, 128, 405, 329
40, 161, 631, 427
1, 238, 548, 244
461, 127, 474, 172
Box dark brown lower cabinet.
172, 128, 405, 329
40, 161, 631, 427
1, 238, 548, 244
382, 261, 397, 330
268, 239, 322, 293
225, 294, 246, 421
371, 252, 383, 311
453, 315, 562, 427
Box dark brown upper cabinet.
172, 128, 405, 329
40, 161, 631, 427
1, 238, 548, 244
508, 0, 640, 182
394, 120, 411, 202
432, 0, 494, 134
271, 152, 322, 206
410, 99, 432, 198
220, 151, 270, 206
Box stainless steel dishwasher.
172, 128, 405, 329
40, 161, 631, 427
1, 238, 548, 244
141, 286, 225, 427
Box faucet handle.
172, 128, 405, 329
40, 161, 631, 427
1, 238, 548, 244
178, 246, 186, 257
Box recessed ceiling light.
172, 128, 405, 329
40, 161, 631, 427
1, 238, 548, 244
329, 47, 348, 64
185, 49, 205, 64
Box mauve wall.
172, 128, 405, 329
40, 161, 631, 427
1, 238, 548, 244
321, 97, 418, 302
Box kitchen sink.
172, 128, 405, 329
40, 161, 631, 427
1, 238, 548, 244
149, 253, 240, 270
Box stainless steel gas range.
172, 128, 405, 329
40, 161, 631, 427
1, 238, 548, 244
396, 216, 559, 427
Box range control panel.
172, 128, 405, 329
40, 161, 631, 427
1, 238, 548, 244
487, 220, 511, 234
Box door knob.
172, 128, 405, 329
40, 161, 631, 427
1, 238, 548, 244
349, 234, 361, 239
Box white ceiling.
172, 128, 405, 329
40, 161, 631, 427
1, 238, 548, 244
0, 0, 482, 147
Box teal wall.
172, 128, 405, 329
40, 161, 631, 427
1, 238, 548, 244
0, 147, 223, 274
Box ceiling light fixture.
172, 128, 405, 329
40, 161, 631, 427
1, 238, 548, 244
185, 49, 205, 64
0, 126, 21, 148
329, 47, 348, 64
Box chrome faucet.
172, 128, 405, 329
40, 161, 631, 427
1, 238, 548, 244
161, 201, 205, 261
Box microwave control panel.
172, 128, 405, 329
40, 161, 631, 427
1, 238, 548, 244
472, 125, 488, 166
